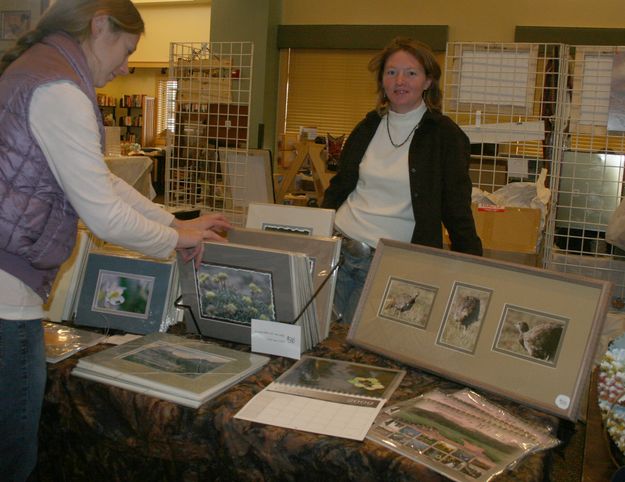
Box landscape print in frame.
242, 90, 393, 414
378, 276, 438, 329
437, 282, 493, 354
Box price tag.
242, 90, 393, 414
251, 319, 302, 359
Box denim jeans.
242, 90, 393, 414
0, 319, 46, 482
333, 246, 373, 324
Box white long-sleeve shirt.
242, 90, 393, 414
0, 81, 178, 319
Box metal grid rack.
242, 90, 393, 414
444, 42, 625, 302
545, 45, 625, 300
443, 42, 565, 193
165, 41, 254, 226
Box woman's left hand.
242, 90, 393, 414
172, 212, 233, 236
173, 212, 233, 266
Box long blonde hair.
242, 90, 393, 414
0, 0, 144, 75
369, 37, 442, 115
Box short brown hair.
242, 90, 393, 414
368, 37, 442, 114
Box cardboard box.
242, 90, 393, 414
445, 204, 542, 266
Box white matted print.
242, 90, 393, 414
493, 305, 568, 367
437, 282, 493, 354
378, 277, 437, 328
91, 270, 155, 319
246, 202, 335, 237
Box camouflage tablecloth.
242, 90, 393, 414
36, 323, 556, 481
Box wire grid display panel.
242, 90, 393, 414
443, 42, 564, 193
165, 41, 253, 226
544, 45, 625, 300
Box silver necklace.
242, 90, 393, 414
386, 114, 420, 148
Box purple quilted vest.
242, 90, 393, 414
0, 32, 104, 301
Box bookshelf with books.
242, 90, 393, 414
118, 94, 155, 147
96, 93, 118, 127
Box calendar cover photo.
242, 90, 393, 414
234, 356, 405, 440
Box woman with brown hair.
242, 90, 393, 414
0, 2, 230, 479
323, 37, 482, 324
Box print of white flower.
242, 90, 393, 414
104, 284, 126, 306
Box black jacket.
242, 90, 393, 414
322, 109, 482, 256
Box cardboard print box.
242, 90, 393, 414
445, 204, 542, 266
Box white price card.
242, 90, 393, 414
251, 319, 302, 359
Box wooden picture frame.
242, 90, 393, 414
74, 249, 178, 335
246, 202, 335, 237
347, 239, 611, 420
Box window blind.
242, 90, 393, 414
156, 79, 177, 137
282, 49, 378, 139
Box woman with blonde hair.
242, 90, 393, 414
0, 2, 231, 479
323, 37, 481, 324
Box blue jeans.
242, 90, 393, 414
0, 319, 46, 482
334, 246, 373, 324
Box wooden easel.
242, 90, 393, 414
275, 140, 334, 203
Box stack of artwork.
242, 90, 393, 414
348, 239, 611, 420
72, 333, 269, 408
228, 227, 341, 339
178, 241, 319, 349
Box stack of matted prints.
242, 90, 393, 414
367, 388, 559, 482
228, 227, 341, 339
178, 241, 320, 349
348, 239, 611, 421
72, 333, 269, 408
72, 244, 180, 335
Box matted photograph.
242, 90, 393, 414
348, 239, 611, 420
196, 262, 276, 324
1, 11, 30, 40
74, 248, 177, 334
378, 277, 437, 328
493, 304, 568, 366
246, 202, 335, 237
122, 342, 232, 379
262, 223, 312, 235
92, 270, 155, 319
228, 227, 341, 339
178, 242, 311, 344
437, 282, 493, 353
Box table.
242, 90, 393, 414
105, 155, 155, 199
36, 323, 557, 481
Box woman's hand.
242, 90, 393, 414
173, 213, 233, 266
171, 212, 233, 235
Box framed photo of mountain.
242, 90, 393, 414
348, 239, 611, 421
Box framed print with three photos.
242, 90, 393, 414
73, 248, 178, 335
347, 239, 611, 420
